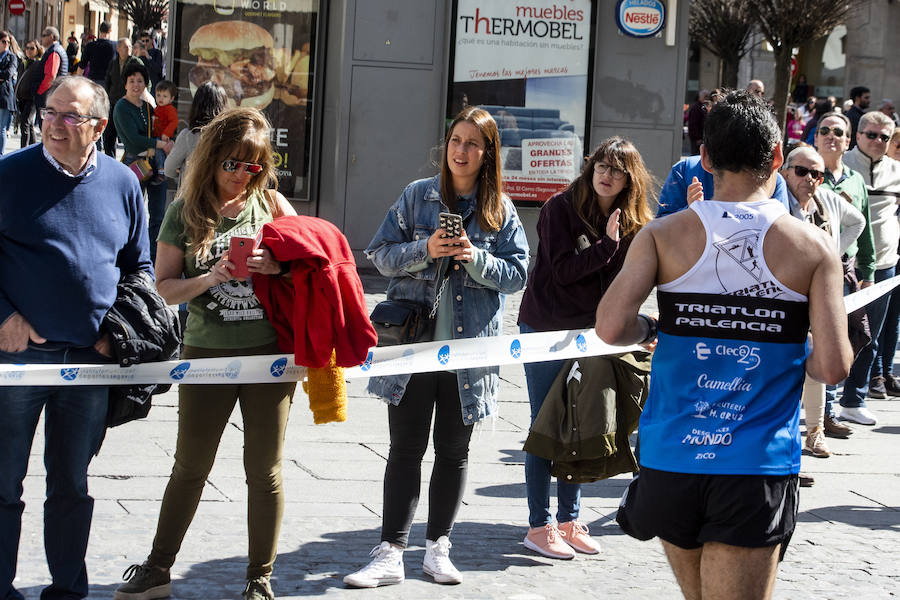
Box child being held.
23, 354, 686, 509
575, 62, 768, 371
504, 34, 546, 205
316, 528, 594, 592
151, 80, 178, 184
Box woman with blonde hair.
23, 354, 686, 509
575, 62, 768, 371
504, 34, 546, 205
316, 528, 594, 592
115, 108, 297, 600
517, 136, 654, 559
344, 106, 529, 587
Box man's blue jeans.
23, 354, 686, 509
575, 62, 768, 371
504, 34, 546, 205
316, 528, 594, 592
841, 265, 896, 409
0, 345, 109, 600
520, 323, 581, 528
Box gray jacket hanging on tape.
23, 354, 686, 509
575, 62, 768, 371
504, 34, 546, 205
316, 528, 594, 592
523, 352, 651, 483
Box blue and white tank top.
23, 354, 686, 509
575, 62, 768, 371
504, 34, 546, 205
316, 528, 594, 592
640, 200, 809, 475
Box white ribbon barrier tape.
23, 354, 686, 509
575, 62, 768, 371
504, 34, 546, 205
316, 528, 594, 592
348, 330, 643, 379
0, 331, 642, 386
2, 273, 899, 386
0, 354, 308, 386
844, 275, 900, 314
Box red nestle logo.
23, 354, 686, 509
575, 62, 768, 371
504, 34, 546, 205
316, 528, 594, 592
625, 10, 660, 25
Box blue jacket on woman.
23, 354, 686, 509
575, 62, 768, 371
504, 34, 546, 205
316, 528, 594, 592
365, 174, 529, 424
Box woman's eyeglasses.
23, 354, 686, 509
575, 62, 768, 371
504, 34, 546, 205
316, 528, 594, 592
222, 159, 263, 174
594, 162, 627, 180
817, 126, 845, 138
40, 108, 99, 126
792, 165, 824, 181
862, 131, 891, 143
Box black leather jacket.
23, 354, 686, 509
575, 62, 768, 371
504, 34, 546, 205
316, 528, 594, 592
102, 270, 181, 427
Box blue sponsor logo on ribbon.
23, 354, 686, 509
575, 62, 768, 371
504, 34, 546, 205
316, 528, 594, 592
438, 345, 451, 365
576, 334, 587, 352
360, 351, 374, 372
60, 367, 79, 381
510, 339, 522, 359
224, 360, 241, 379
270, 357, 288, 377
169, 362, 191, 381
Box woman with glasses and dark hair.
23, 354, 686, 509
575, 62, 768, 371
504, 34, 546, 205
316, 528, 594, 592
164, 81, 228, 186
113, 60, 174, 260
343, 106, 529, 588
516, 137, 654, 559
115, 108, 297, 600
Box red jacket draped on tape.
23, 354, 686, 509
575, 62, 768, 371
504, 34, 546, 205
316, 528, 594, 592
252, 216, 377, 368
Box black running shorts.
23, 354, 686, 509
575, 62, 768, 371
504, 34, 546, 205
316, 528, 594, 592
617, 467, 799, 560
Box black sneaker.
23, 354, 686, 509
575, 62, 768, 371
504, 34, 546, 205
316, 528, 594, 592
243, 576, 274, 600
885, 375, 900, 397
868, 376, 887, 399
114, 562, 171, 600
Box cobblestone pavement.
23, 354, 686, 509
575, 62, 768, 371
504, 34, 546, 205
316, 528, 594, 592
11, 276, 900, 599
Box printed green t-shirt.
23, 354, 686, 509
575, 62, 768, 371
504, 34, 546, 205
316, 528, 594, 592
157, 190, 278, 349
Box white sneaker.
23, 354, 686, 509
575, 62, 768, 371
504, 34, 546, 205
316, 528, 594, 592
423, 536, 462, 585
343, 542, 404, 588
840, 406, 878, 426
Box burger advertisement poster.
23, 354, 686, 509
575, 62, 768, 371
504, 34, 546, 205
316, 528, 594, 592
171, 0, 320, 201
447, 0, 595, 204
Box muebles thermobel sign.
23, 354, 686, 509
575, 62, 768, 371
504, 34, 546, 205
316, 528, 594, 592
448, 0, 595, 204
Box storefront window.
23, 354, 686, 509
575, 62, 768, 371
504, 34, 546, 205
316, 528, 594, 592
171, 0, 321, 201
447, 0, 596, 204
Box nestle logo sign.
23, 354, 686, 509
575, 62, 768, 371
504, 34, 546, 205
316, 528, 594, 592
616, 0, 665, 38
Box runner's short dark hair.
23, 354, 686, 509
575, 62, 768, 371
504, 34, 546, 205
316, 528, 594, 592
702, 89, 781, 184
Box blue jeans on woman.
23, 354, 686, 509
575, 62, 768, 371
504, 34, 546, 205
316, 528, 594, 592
0, 107, 13, 155
520, 322, 581, 528
841, 265, 896, 408
0, 344, 110, 600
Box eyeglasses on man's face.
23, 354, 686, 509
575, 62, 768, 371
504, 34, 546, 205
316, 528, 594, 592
791, 165, 824, 181
221, 159, 263, 174
40, 108, 100, 126
594, 162, 627, 180
817, 126, 845, 138
862, 131, 891, 143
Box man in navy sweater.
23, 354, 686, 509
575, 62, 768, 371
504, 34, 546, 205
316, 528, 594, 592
0, 76, 151, 600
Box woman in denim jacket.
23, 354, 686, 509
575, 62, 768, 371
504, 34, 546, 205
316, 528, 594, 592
344, 107, 528, 588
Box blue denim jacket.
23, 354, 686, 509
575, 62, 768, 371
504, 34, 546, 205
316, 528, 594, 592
365, 175, 530, 424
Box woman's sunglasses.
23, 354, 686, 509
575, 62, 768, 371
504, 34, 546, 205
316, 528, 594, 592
222, 159, 263, 174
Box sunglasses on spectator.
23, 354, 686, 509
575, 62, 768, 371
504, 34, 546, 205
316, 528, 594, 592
792, 165, 824, 181
40, 108, 100, 126
862, 131, 891, 143
817, 126, 845, 138
222, 159, 263, 174
594, 162, 628, 180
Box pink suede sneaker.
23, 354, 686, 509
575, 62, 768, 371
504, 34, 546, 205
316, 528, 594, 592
523, 524, 576, 559
557, 520, 600, 554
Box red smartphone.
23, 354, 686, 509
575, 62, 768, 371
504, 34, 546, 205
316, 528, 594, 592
228, 235, 258, 279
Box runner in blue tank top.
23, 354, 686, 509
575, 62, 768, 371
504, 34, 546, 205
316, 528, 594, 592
596, 91, 852, 600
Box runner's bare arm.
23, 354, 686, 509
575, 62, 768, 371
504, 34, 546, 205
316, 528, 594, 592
595, 226, 659, 345
806, 245, 852, 384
